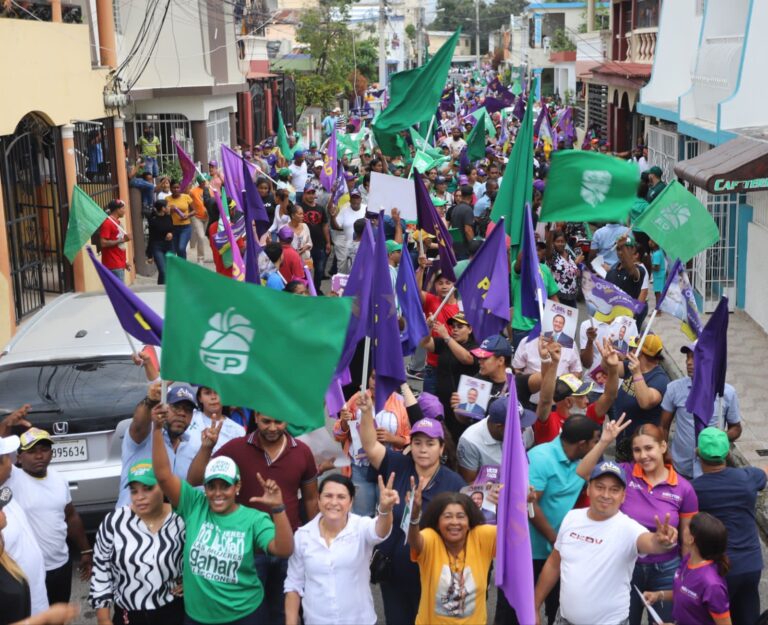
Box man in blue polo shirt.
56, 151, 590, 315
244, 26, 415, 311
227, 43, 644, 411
527, 416, 601, 625
660, 342, 742, 479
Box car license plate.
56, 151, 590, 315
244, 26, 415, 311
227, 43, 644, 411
51, 439, 88, 463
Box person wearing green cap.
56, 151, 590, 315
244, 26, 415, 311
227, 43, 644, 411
693, 427, 767, 625
90, 460, 186, 625
646, 166, 666, 203
386, 239, 402, 312
150, 404, 294, 625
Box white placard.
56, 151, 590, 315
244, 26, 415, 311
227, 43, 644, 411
455, 375, 493, 419
296, 424, 350, 469
367, 172, 417, 222
542, 300, 578, 349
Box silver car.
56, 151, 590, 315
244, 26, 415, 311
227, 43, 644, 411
0, 287, 165, 527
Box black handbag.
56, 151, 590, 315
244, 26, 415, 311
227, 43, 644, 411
369, 548, 393, 584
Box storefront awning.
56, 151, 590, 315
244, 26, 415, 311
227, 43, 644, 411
674, 136, 768, 194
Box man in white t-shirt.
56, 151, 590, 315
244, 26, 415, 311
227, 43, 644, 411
513, 335, 582, 405
329, 189, 366, 274
534, 461, 679, 625
8, 427, 93, 604
0, 434, 49, 616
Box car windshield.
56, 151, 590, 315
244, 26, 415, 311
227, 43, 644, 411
0, 358, 148, 434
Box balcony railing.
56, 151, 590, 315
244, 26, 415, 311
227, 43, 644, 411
625, 27, 657, 63
1, 0, 82, 22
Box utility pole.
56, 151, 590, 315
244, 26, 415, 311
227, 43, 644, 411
416, 7, 424, 67
586, 0, 595, 32
379, 0, 388, 90
475, 0, 480, 69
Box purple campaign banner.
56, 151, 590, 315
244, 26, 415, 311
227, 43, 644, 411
581, 268, 645, 322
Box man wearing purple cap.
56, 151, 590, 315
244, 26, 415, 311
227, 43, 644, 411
277, 226, 305, 283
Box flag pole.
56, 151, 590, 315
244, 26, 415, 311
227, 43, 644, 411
633, 308, 658, 357
425, 115, 436, 147
253, 164, 278, 185
123, 330, 138, 357
430, 286, 456, 322
160, 379, 168, 404
361, 336, 371, 392
537, 288, 546, 332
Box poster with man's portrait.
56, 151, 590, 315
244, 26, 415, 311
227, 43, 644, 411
455, 375, 492, 419
542, 300, 578, 349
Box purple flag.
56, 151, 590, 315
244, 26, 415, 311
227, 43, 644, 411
533, 104, 550, 138
174, 140, 197, 192
459, 146, 471, 173
86, 247, 163, 346
580, 267, 646, 323
655, 258, 703, 339
512, 96, 526, 122
396, 234, 429, 356
216, 191, 245, 282
495, 374, 535, 624
415, 174, 457, 282
221, 144, 257, 218
304, 266, 317, 296
555, 107, 576, 144
320, 129, 337, 192
455, 218, 510, 339
685, 296, 729, 435
520, 204, 545, 319
241, 159, 268, 284
372, 215, 407, 412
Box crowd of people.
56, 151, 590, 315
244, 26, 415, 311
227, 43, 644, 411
1, 67, 764, 625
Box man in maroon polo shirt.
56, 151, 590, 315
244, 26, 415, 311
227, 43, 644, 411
187, 412, 319, 625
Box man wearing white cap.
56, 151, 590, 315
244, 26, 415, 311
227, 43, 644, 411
0, 430, 49, 615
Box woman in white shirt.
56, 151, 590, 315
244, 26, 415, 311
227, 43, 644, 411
284, 473, 398, 625
287, 204, 313, 266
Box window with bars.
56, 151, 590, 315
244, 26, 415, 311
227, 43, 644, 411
206, 109, 230, 165
587, 83, 608, 133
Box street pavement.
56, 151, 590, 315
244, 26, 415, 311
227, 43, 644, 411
65, 260, 767, 622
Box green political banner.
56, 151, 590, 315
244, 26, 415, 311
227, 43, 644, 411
540, 151, 640, 224
161, 257, 353, 430
64, 185, 108, 262
633, 180, 719, 263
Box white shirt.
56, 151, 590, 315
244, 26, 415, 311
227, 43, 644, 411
2, 498, 49, 615
556, 508, 646, 625
188, 410, 245, 451
336, 205, 364, 242
289, 162, 309, 192
284, 513, 388, 625
7, 465, 71, 569
457, 418, 502, 471
512, 336, 582, 403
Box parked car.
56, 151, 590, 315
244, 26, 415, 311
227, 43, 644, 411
0, 287, 165, 528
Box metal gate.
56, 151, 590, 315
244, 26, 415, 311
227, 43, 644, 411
0, 113, 72, 322
647, 124, 678, 182
72, 118, 120, 211
129, 114, 192, 173
691, 187, 739, 312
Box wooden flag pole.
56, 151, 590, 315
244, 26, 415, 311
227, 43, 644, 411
633, 308, 658, 357
123, 330, 138, 357
160, 380, 168, 405
430, 286, 456, 322
360, 336, 372, 392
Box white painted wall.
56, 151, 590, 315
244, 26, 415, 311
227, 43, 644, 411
745, 221, 768, 333
679, 0, 748, 125
576, 32, 605, 64
115, 0, 243, 92
132, 94, 238, 121
720, 0, 768, 131
639, 0, 700, 112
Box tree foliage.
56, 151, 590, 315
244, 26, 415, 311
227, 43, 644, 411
429, 0, 527, 55
296, 0, 379, 112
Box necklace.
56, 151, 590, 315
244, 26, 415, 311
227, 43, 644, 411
138, 508, 167, 532
445, 543, 467, 573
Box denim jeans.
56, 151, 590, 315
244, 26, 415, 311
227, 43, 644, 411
143, 156, 159, 178
351, 462, 377, 517
149, 240, 173, 284
310, 244, 327, 292
109, 268, 125, 282
252, 553, 288, 625
173, 224, 192, 259
628, 557, 679, 625
130, 177, 156, 208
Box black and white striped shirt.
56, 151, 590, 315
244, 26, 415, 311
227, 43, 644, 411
89, 506, 185, 611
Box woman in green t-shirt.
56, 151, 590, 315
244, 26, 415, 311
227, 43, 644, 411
151, 404, 293, 625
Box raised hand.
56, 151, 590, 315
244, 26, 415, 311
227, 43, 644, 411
0, 403, 31, 436
596, 337, 620, 370
546, 339, 562, 363
356, 391, 373, 415
585, 326, 598, 343
537, 336, 550, 360
408, 474, 429, 519
600, 412, 632, 444
249, 473, 284, 509
450, 392, 460, 410
434, 321, 450, 339
377, 473, 400, 513
627, 351, 641, 375
201, 414, 223, 449
654, 513, 678, 549
150, 403, 169, 428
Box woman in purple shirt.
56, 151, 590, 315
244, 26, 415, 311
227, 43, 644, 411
644, 512, 732, 625
578, 422, 698, 625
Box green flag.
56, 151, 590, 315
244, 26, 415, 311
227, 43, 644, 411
466, 114, 487, 162
64, 185, 107, 262
470, 107, 496, 138
540, 152, 640, 224
409, 127, 442, 159
491, 79, 537, 246
372, 29, 460, 156
276, 109, 294, 160
161, 256, 353, 430
412, 150, 450, 174
633, 181, 719, 263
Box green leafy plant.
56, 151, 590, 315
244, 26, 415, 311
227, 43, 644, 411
550, 29, 576, 52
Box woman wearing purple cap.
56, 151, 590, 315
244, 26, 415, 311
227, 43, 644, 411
357, 392, 465, 625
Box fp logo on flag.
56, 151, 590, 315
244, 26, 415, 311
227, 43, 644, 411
200, 308, 254, 375
652, 203, 690, 231
580, 170, 612, 207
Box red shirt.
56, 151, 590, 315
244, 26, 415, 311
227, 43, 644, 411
100, 218, 125, 270
532, 403, 603, 446
423, 292, 459, 367
279, 243, 304, 283
213, 432, 318, 531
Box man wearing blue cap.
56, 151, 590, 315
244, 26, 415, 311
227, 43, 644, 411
116, 382, 201, 507
535, 460, 680, 625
